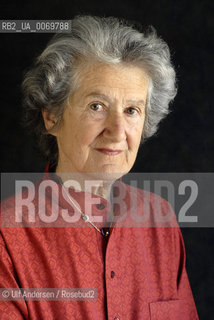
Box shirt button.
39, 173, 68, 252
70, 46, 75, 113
96, 203, 105, 210
111, 271, 115, 278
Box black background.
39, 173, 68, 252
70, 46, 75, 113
0, 1, 213, 318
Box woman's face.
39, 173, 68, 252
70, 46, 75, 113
47, 63, 149, 176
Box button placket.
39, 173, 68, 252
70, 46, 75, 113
96, 202, 106, 210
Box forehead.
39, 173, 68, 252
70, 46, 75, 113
73, 62, 149, 97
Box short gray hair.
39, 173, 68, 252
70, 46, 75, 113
22, 15, 177, 166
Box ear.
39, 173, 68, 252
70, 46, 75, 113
42, 109, 58, 135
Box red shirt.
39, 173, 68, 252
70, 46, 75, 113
0, 174, 199, 319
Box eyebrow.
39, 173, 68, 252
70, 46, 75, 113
85, 92, 145, 107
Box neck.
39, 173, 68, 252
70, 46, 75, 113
55, 171, 115, 201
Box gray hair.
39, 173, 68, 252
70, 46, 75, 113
22, 15, 177, 166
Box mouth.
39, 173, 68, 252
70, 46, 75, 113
95, 148, 123, 156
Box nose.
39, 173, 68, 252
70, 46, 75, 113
102, 111, 126, 142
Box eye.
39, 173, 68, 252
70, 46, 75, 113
126, 107, 139, 115
89, 103, 103, 111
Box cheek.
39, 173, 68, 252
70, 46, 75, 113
57, 124, 77, 155
72, 126, 99, 149
80, 121, 104, 145
129, 125, 143, 148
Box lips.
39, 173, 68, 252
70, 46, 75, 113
95, 148, 123, 156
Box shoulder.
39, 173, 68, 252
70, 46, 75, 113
119, 181, 179, 228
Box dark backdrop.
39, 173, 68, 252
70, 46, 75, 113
0, 1, 213, 319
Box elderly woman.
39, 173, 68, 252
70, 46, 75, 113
0, 15, 198, 320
